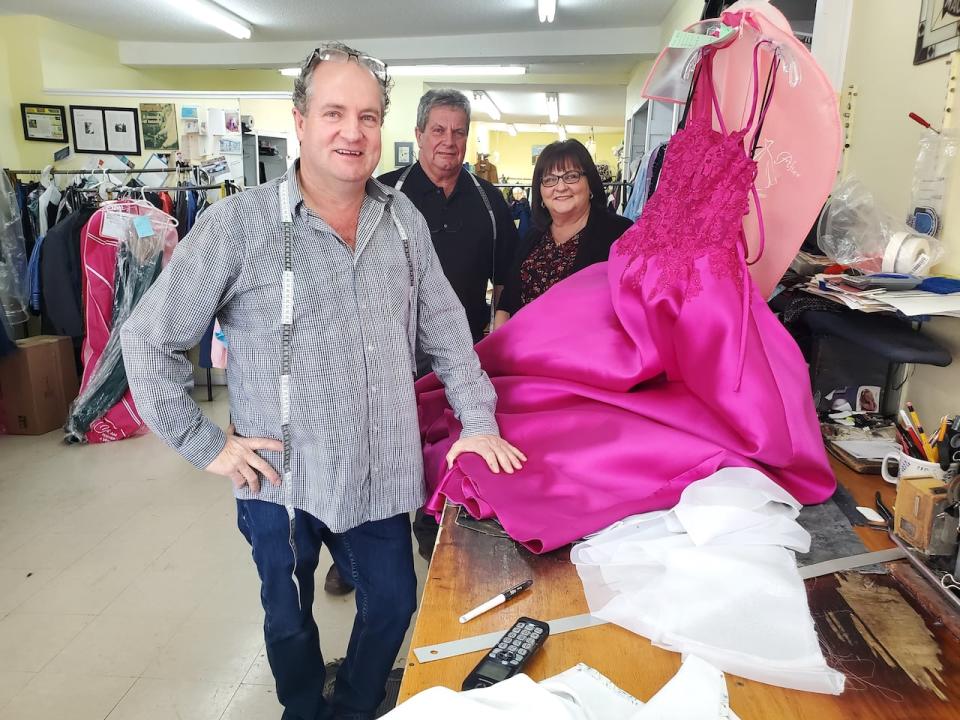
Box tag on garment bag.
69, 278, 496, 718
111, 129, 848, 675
133, 215, 155, 238
100, 212, 127, 240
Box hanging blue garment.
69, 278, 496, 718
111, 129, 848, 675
26, 234, 45, 314
186, 189, 198, 233
623, 153, 654, 221
623, 141, 669, 222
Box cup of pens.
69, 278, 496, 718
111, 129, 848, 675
890, 406, 960, 485
881, 451, 951, 485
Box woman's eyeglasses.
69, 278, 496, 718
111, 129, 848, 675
541, 170, 584, 188
305, 45, 388, 82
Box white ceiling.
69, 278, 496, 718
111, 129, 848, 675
0, 0, 677, 42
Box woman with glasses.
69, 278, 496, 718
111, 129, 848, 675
494, 139, 632, 328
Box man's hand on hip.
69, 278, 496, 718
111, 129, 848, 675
446, 435, 527, 474
205, 425, 284, 493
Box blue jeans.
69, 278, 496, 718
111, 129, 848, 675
237, 500, 417, 720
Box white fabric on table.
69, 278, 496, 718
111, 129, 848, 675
570, 467, 845, 695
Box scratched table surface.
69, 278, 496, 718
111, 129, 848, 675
399, 459, 960, 716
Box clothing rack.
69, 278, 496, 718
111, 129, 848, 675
5, 167, 198, 176
78, 182, 228, 193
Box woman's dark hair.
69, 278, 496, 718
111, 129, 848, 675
530, 139, 607, 230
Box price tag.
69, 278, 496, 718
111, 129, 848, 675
100, 212, 126, 240
133, 215, 155, 238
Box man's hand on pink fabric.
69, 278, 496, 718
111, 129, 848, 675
446, 435, 527, 474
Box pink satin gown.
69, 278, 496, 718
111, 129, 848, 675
416, 46, 836, 553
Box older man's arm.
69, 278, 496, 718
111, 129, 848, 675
120, 206, 282, 489
411, 210, 526, 474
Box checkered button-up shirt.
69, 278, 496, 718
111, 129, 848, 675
121, 165, 499, 532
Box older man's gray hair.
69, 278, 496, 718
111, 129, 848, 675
416, 89, 471, 132
292, 42, 392, 118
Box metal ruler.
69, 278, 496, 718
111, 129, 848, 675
413, 613, 606, 664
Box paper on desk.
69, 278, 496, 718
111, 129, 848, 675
832, 439, 899, 461
878, 292, 960, 316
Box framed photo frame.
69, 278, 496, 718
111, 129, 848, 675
104, 107, 141, 155
915, 0, 960, 64
71, 105, 141, 155
394, 141, 414, 167
71, 106, 107, 153
20, 104, 68, 143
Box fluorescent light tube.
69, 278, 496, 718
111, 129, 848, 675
538, 0, 557, 23
545, 93, 559, 123
390, 65, 526, 76
474, 91, 502, 121
165, 0, 252, 39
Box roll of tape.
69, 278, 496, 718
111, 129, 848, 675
882, 231, 909, 273
882, 231, 933, 275
898, 235, 932, 274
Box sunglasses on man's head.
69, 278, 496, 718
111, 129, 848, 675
305, 45, 388, 82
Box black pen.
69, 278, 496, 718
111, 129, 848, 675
459, 580, 533, 623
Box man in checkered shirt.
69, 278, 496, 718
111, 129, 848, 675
121, 43, 525, 720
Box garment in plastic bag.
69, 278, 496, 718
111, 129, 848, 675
571, 467, 845, 695
0, 160, 29, 332
65, 201, 177, 443
382, 656, 738, 719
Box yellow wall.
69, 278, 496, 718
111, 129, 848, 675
841, 0, 959, 427
486, 131, 623, 182
841, 1, 951, 223
624, 60, 654, 119
0, 23, 19, 168
377, 77, 424, 176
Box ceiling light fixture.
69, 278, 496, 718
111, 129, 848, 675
280, 65, 526, 77
389, 65, 526, 76
474, 91, 502, 121
165, 0, 252, 39
538, 0, 557, 23
506, 123, 518, 137
545, 93, 559, 123
557, 125, 568, 141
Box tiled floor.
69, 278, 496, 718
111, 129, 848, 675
0, 392, 429, 719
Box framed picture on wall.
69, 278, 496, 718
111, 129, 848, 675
20, 104, 68, 143
394, 141, 414, 167
140, 102, 179, 151
104, 107, 141, 155
70, 106, 107, 153
532, 144, 547, 165
915, 0, 960, 64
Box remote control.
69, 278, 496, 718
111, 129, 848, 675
461, 617, 550, 690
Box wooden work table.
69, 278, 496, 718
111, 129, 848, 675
398, 460, 960, 716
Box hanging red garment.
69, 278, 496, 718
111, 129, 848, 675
77, 201, 177, 443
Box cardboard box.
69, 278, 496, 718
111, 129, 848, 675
894, 476, 952, 554
0, 336, 79, 435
